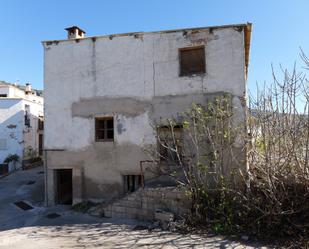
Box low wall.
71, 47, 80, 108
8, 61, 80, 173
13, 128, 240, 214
103, 186, 191, 220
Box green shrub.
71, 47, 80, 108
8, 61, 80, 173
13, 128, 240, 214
3, 154, 19, 164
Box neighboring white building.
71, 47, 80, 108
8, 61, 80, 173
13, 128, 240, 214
43, 24, 252, 205
0, 81, 44, 175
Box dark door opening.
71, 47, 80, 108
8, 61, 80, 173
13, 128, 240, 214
0, 164, 8, 175
56, 169, 72, 205
39, 134, 43, 156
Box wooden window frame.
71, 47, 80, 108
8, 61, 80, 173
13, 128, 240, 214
179, 45, 206, 76
95, 117, 114, 142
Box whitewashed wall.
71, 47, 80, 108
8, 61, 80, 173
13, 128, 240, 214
44, 27, 246, 150
23, 99, 44, 156
0, 99, 23, 169
0, 85, 44, 172
44, 26, 248, 202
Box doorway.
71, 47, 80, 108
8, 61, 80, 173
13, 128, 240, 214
39, 134, 43, 156
56, 169, 72, 205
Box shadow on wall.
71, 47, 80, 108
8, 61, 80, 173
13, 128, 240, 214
0, 110, 24, 164
0, 105, 41, 170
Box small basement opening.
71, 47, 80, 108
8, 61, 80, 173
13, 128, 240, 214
123, 175, 142, 193
56, 169, 73, 205
0, 163, 8, 175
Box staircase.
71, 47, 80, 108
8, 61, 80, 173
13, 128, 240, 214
90, 186, 191, 221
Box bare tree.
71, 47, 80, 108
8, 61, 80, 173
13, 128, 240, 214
146, 52, 309, 240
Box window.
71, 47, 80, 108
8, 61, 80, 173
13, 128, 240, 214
179, 46, 205, 76
95, 117, 114, 141
123, 175, 142, 193
25, 105, 31, 127
0, 94, 7, 97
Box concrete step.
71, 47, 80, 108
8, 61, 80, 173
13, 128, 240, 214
89, 186, 190, 221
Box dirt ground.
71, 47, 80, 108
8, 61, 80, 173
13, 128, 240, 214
0, 166, 267, 249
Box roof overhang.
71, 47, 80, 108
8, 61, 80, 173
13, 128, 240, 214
244, 23, 252, 80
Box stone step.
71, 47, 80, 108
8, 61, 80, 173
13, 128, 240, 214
96, 187, 190, 221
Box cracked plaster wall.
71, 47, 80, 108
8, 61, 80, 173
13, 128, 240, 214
44, 26, 247, 203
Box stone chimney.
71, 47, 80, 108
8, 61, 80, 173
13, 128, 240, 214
25, 83, 32, 94
65, 26, 86, 39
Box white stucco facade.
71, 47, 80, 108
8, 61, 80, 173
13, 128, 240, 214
43, 23, 251, 205
0, 83, 44, 174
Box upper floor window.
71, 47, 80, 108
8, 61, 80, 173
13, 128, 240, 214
25, 104, 31, 127
95, 117, 114, 142
38, 116, 44, 130
0, 94, 7, 97
179, 46, 205, 76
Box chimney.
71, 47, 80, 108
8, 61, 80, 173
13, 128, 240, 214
25, 83, 32, 94
65, 26, 86, 39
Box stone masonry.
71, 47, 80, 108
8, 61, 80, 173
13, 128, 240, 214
91, 187, 191, 221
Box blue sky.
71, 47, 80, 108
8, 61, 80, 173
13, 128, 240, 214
0, 0, 308, 91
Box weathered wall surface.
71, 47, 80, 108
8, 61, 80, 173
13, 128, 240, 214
0, 99, 23, 170
23, 99, 44, 157
44, 26, 247, 204
0, 98, 44, 172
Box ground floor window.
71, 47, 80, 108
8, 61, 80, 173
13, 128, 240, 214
95, 117, 114, 142
123, 175, 142, 193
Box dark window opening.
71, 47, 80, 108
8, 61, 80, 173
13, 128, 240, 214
56, 169, 73, 205
0, 163, 8, 175
158, 125, 183, 163
25, 104, 31, 127
0, 94, 7, 97
123, 175, 142, 193
95, 117, 114, 141
24, 115, 30, 127
179, 46, 205, 76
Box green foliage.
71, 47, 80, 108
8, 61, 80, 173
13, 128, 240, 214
72, 201, 93, 213
3, 154, 19, 164
150, 88, 308, 243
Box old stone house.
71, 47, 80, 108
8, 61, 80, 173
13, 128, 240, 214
0, 82, 44, 175
43, 23, 252, 206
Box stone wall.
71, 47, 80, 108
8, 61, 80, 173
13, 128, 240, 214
100, 187, 191, 220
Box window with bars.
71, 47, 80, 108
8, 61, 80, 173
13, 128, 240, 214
95, 117, 114, 142
179, 46, 206, 76
123, 175, 142, 193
